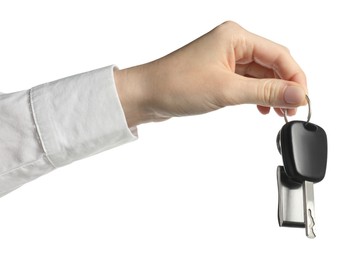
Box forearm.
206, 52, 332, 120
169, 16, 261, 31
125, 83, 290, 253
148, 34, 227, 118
0, 65, 137, 197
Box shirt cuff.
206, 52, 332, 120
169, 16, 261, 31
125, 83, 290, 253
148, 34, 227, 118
30, 65, 137, 168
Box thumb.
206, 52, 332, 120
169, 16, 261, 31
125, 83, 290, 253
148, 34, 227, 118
236, 77, 306, 108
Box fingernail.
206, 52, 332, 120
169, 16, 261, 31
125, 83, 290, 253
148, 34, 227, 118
284, 86, 305, 105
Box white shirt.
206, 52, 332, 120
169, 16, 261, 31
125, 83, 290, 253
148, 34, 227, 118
0, 65, 137, 197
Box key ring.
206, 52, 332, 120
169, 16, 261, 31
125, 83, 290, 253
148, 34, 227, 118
283, 95, 311, 124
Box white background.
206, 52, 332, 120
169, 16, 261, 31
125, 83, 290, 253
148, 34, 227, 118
0, 0, 349, 259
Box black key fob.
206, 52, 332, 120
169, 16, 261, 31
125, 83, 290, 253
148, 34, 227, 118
277, 120, 328, 184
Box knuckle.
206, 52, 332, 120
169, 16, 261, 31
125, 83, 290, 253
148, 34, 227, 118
221, 20, 240, 29
215, 20, 242, 36
279, 43, 290, 54
259, 79, 279, 105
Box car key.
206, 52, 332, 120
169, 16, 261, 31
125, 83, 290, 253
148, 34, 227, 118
276, 96, 328, 238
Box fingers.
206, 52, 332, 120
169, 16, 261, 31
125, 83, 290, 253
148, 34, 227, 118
229, 24, 308, 116
257, 105, 271, 115
229, 75, 306, 108
236, 62, 275, 78
257, 106, 297, 116
247, 33, 307, 90
227, 21, 307, 93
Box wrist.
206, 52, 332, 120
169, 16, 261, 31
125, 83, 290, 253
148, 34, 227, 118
113, 66, 154, 127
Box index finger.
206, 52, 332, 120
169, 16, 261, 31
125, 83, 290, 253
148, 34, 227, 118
248, 33, 307, 90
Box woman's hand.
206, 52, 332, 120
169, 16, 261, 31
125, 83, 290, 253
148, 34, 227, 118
115, 21, 307, 127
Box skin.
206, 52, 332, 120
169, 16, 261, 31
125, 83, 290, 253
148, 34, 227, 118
114, 21, 307, 128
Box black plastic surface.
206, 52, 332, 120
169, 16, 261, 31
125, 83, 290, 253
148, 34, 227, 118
279, 120, 328, 183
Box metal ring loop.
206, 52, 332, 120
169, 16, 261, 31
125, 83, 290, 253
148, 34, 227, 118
283, 95, 311, 123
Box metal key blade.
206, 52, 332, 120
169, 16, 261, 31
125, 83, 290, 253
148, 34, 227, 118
303, 181, 316, 238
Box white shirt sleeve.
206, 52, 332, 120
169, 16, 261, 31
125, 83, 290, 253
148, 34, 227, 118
0, 65, 137, 197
